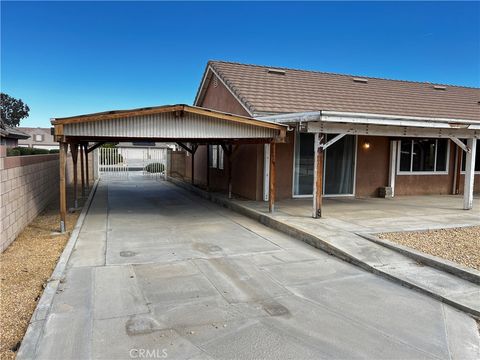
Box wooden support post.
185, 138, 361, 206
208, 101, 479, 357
268, 142, 276, 213
59, 142, 68, 232
80, 143, 85, 197
313, 133, 324, 218
206, 145, 210, 191
463, 138, 477, 210
84, 144, 89, 190
388, 140, 397, 197
70, 143, 79, 208
227, 146, 233, 199
190, 144, 198, 185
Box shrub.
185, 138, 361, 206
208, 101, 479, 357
6, 148, 21, 156
145, 163, 165, 173
6, 147, 50, 156
49, 149, 59, 154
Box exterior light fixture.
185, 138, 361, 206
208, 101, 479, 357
363, 141, 371, 150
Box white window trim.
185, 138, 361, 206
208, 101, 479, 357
396, 139, 450, 176
460, 154, 480, 175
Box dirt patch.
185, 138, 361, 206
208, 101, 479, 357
0, 201, 81, 360
378, 226, 480, 271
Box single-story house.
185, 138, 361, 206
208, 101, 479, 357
0, 122, 30, 148
51, 60, 479, 228
187, 61, 479, 212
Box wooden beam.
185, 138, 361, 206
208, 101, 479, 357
190, 144, 198, 185
87, 141, 105, 153
313, 133, 324, 218
80, 143, 85, 197
206, 145, 210, 191
70, 143, 79, 208
454, 144, 462, 195
66, 136, 277, 145
59, 142, 68, 232
84, 144, 89, 190
450, 136, 471, 153
177, 142, 194, 154
463, 138, 477, 210
307, 122, 480, 139
230, 144, 241, 160
269, 142, 276, 213
225, 144, 233, 199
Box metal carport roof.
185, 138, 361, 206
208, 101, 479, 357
51, 104, 287, 232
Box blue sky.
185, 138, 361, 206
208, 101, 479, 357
1, 1, 479, 127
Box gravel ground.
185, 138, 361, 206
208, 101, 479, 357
0, 201, 81, 360
379, 226, 480, 271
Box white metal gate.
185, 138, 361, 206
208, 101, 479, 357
97, 147, 167, 180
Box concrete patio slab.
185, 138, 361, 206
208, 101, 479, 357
171, 178, 480, 316
21, 178, 480, 360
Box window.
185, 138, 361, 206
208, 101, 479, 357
34, 134, 44, 142
208, 145, 224, 170
398, 139, 449, 174
460, 140, 480, 173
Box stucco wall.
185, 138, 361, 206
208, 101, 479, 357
355, 136, 390, 197
355, 138, 480, 196
195, 74, 265, 200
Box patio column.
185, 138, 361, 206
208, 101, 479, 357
313, 133, 324, 218
388, 140, 397, 197
59, 142, 68, 232
84, 144, 89, 190
80, 143, 85, 197
463, 138, 477, 210
206, 145, 210, 191
269, 142, 276, 213
70, 143, 79, 208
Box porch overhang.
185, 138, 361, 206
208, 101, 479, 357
258, 110, 479, 216
258, 110, 480, 138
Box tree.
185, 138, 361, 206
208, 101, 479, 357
0, 93, 30, 127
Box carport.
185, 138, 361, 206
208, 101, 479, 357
51, 104, 287, 232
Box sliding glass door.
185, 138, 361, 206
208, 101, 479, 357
293, 132, 314, 196
323, 134, 356, 195
292, 132, 356, 196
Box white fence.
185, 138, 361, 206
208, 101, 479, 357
97, 147, 167, 180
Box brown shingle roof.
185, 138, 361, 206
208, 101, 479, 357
205, 61, 480, 122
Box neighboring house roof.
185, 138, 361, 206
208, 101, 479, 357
195, 61, 480, 122
0, 122, 30, 139
18, 127, 53, 137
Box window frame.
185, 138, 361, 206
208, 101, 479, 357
208, 145, 224, 170
396, 139, 450, 176
460, 140, 480, 175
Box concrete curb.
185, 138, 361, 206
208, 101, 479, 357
16, 180, 100, 360
357, 232, 480, 285
168, 177, 480, 317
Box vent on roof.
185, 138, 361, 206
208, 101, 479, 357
433, 85, 446, 90
267, 68, 286, 75
352, 77, 368, 83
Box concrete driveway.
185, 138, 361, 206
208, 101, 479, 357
29, 177, 479, 360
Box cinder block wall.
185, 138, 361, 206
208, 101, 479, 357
0, 154, 59, 252
0, 147, 95, 252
